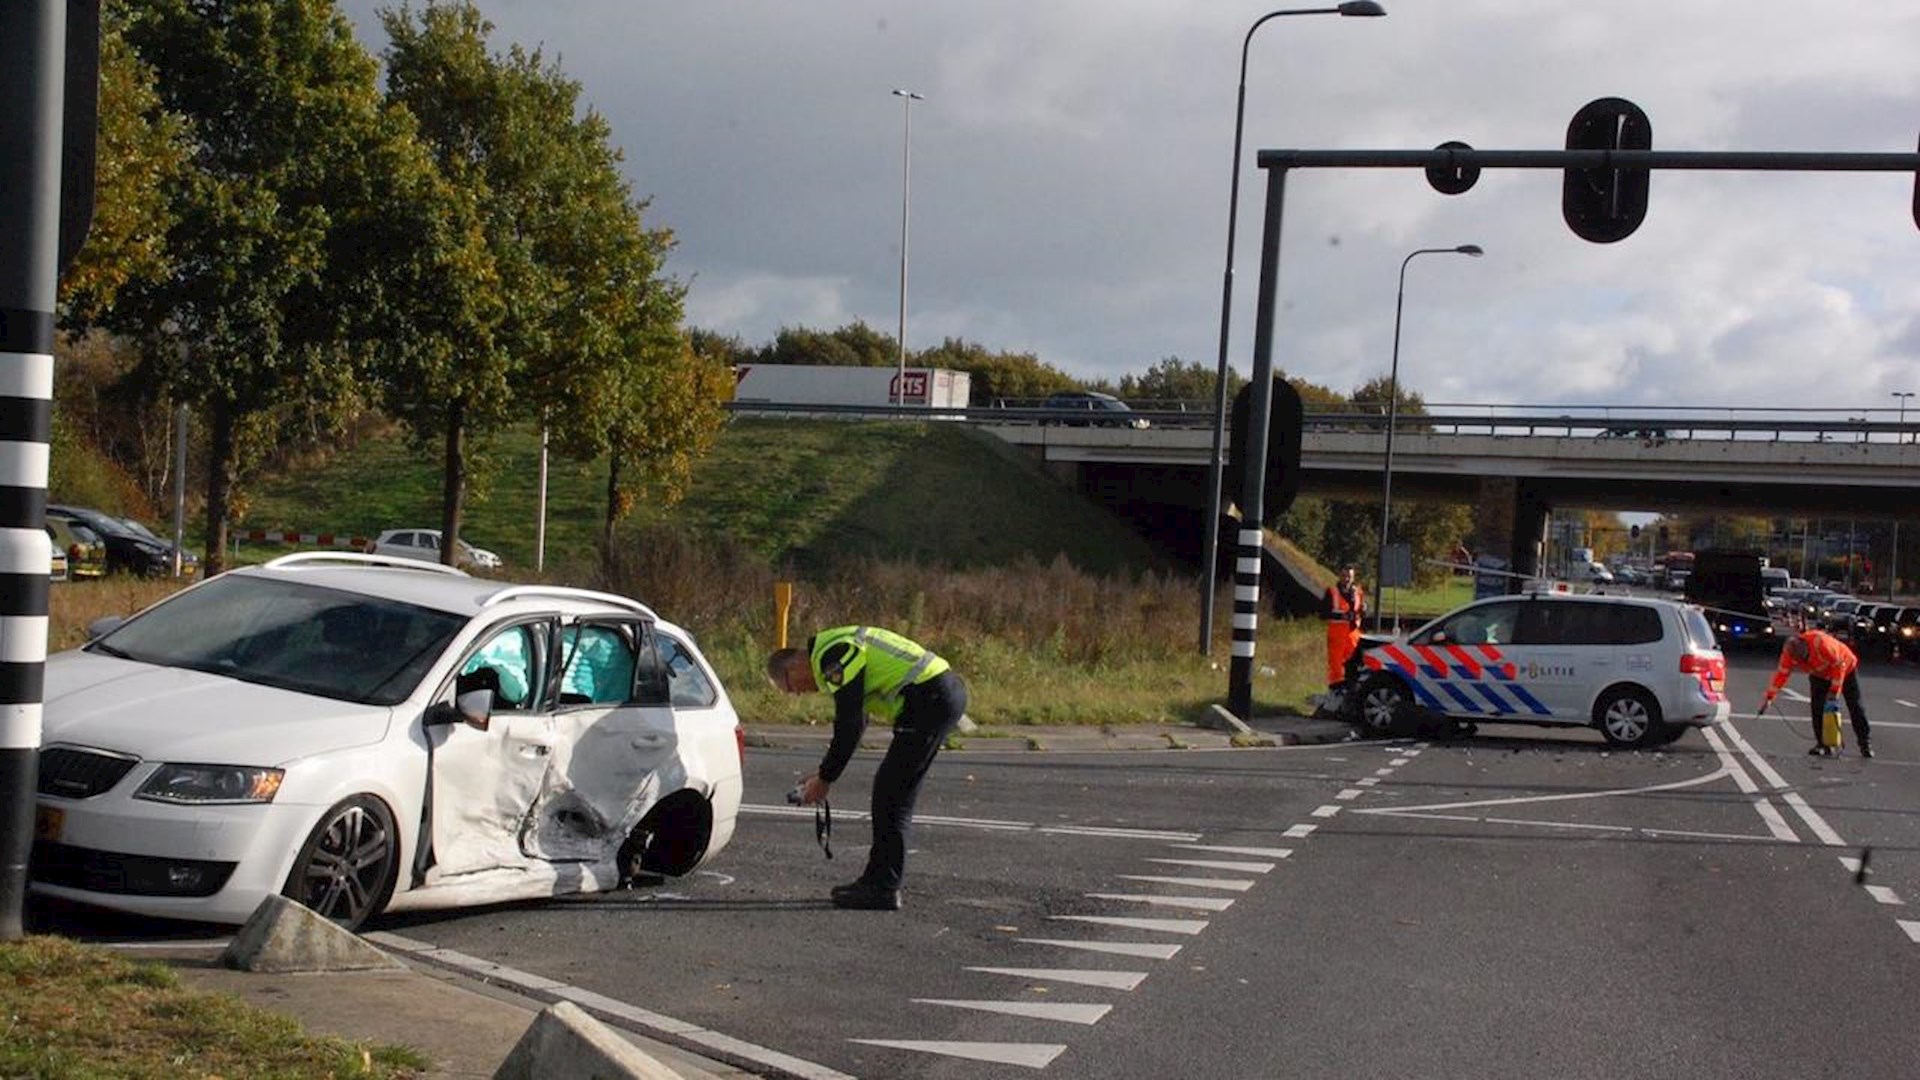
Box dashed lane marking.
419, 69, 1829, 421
850, 1040, 1065, 1069
1898, 699, 1917, 709
1901, 921, 1920, 944
913, 1000, 1112, 1025
368, 932, 854, 1080
1170, 844, 1292, 858
1049, 915, 1208, 935
1147, 857, 1275, 873
1389, 758, 1411, 766
1335, 788, 1364, 800
1356, 777, 1381, 787
1312, 805, 1343, 818
1782, 687, 1809, 702
966, 967, 1148, 991
1283, 824, 1317, 838
1117, 874, 1255, 892
1022, 939, 1184, 960
1374, 767, 1397, 776
1086, 893, 1235, 912
1865, 885, 1904, 906
1780, 792, 1846, 847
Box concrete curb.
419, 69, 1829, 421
221, 894, 403, 973
495, 1001, 687, 1080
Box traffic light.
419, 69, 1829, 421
1563, 97, 1651, 244
1226, 377, 1305, 524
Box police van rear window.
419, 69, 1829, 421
1680, 607, 1717, 651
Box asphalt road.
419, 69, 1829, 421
38, 650, 1920, 1079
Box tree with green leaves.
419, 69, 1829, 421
1117, 357, 1241, 408
112, 0, 433, 575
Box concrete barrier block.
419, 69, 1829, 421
221, 894, 404, 973
494, 1001, 684, 1080
1199, 703, 1253, 735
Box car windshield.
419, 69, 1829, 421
121, 519, 160, 541
87, 575, 468, 706
60, 510, 135, 539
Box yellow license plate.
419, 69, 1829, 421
34, 806, 62, 843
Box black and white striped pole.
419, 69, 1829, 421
1227, 165, 1290, 721
0, 1, 70, 942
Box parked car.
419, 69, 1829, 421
369, 528, 503, 570
30, 553, 742, 930
47, 533, 67, 582
47, 504, 176, 577
1041, 390, 1151, 429
1344, 591, 1730, 748
44, 517, 107, 580
1894, 607, 1920, 661
119, 518, 199, 576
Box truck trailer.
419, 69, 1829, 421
730, 364, 972, 411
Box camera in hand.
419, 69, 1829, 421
786, 783, 807, 806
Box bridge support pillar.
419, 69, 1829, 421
1509, 480, 1550, 586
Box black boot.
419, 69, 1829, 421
831, 880, 901, 910
1859, 739, 1874, 759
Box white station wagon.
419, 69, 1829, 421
31, 554, 743, 930
1347, 592, 1731, 748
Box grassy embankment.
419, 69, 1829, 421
77, 418, 1343, 724
0, 936, 426, 1079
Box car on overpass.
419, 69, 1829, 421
1345, 591, 1729, 748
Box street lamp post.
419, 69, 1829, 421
1374, 244, 1482, 631
1198, 1, 1386, 654
892, 88, 924, 407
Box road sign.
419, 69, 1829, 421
1381, 542, 1414, 588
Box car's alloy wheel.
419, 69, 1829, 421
1355, 674, 1409, 736
1596, 687, 1663, 748
284, 795, 398, 930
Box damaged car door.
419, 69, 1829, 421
425, 620, 557, 879
520, 618, 681, 864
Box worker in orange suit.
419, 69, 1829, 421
1760, 628, 1872, 758
1322, 565, 1366, 692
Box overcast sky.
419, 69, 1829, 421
338, 1, 1920, 417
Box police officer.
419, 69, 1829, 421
766, 626, 968, 910
1322, 566, 1366, 694
1760, 628, 1872, 758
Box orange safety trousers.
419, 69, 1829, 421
1326, 622, 1360, 687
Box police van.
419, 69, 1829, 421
1345, 592, 1730, 747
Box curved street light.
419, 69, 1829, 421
1375, 243, 1482, 631
1199, 0, 1387, 654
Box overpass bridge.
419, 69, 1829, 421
727, 401, 1919, 578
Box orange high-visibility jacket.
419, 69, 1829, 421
1323, 584, 1365, 626
1765, 629, 1857, 697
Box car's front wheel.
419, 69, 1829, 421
1594, 686, 1664, 749
282, 795, 398, 931
1352, 672, 1411, 737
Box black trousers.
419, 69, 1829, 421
1807, 672, 1870, 745
863, 670, 968, 891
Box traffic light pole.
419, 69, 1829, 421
0, 1, 65, 942
1226, 134, 1920, 718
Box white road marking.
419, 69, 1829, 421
1021, 939, 1183, 960
1753, 799, 1800, 842
914, 999, 1112, 1025
1864, 719, 1920, 729
1897, 699, 1918, 709
1389, 758, 1411, 766
1403, 748, 1423, 756
744, 805, 1197, 841
1375, 811, 1780, 843
369, 932, 854, 1080
1900, 921, 1920, 944
1050, 915, 1208, 935
1865, 885, 1904, 906
1780, 792, 1847, 847
1171, 844, 1292, 858
1352, 765, 1731, 816
1356, 777, 1381, 787
1312, 805, 1342, 818
1840, 856, 1863, 874
1148, 857, 1276, 873
1715, 719, 1791, 790
1374, 767, 1397, 776
850, 1041, 1065, 1069
1118, 874, 1255, 892
1086, 893, 1235, 912
1335, 788, 1364, 800
1781, 687, 1809, 702
102, 939, 230, 950
1283, 824, 1318, 838
966, 967, 1147, 991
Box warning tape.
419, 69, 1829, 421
235, 529, 374, 549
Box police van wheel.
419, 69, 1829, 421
1353, 673, 1410, 737
1595, 687, 1663, 749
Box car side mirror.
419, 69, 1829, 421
86, 615, 127, 641
425, 689, 493, 732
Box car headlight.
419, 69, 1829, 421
135, 764, 285, 805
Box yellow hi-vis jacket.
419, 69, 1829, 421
809, 625, 949, 724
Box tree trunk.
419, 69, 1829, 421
440, 397, 466, 567
201, 400, 234, 578
602, 446, 622, 576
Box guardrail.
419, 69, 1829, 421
724, 400, 1920, 443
